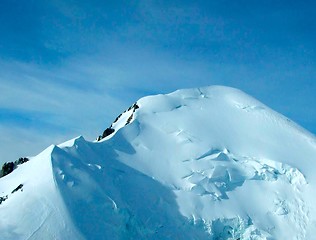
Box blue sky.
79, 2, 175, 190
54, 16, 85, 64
0, 0, 315, 162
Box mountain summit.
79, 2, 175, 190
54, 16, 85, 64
1, 86, 316, 239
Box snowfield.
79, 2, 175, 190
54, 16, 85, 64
1, 86, 316, 239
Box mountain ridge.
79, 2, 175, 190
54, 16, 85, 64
1, 86, 316, 239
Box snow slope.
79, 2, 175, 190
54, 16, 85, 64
1, 86, 316, 239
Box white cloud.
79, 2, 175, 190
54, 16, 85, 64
0, 60, 129, 163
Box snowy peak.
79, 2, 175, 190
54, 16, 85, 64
1, 86, 316, 240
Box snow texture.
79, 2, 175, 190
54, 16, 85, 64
1, 86, 316, 240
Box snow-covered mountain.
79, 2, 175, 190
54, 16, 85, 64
1, 86, 316, 240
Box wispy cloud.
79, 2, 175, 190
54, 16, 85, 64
0, 60, 127, 162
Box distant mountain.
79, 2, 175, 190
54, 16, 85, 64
1, 86, 316, 240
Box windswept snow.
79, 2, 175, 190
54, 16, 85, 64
0, 145, 84, 239
1, 86, 316, 239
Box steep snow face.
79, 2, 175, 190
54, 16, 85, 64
1, 86, 316, 239
109, 86, 316, 239
0, 145, 84, 239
